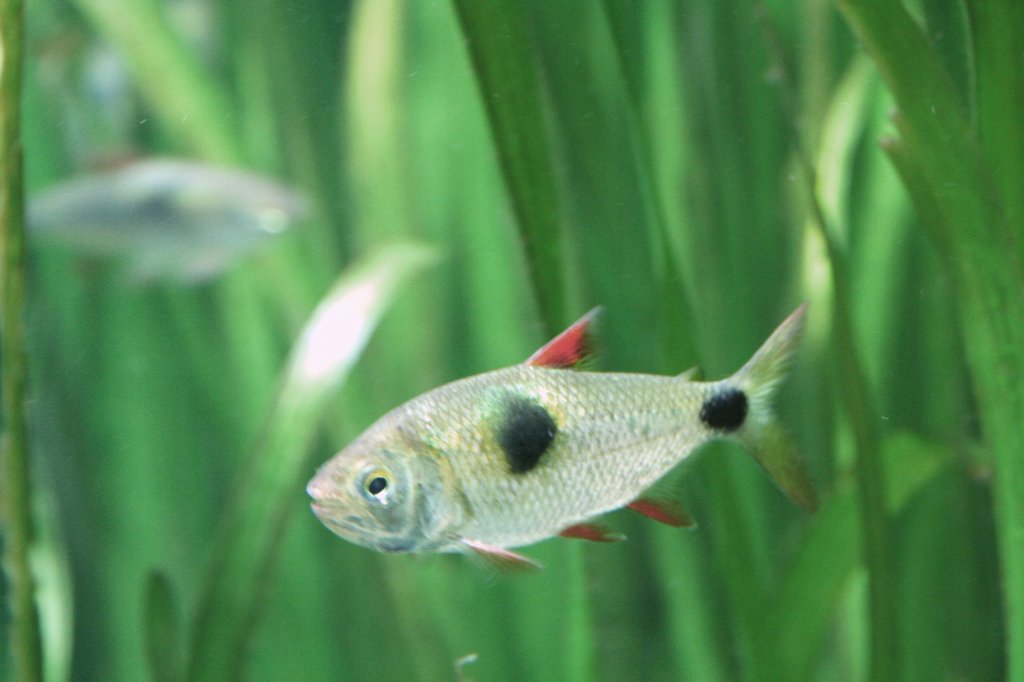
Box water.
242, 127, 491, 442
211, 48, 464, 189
8, 1, 1006, 681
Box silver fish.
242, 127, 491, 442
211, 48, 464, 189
308, 306, 813, 569
29, 158, 307, 283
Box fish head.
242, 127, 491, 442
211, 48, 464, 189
306, 427, 462, 554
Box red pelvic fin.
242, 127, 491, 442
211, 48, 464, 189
525, 307, 601, 368
559, 523, 626, 543
462, 539, 542, 572
628, 497, 697, 528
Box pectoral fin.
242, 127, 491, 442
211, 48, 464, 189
462, 539, 542, 572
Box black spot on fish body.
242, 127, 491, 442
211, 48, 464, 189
700, 387, 748, 432
498, 397, 557, 474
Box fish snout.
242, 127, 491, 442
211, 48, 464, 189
306, 466, 344, 502
306, 474, 327, 501
307, 471, 350, 523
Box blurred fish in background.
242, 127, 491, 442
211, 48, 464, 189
28, 158, 309, 283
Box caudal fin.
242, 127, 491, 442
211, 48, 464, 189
728, 304, 817, 511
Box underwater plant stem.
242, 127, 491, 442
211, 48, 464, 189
838, 0, 1024, 679
754, 5, 895, 679
821, 260, 894, 681
0, 0, 44, 678
953, 258, 1024, 682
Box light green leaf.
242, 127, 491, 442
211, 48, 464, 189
184, 243, 437, 681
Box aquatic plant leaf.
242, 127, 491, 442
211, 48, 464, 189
184, 243, 437, 680
24, 2, 1016, 680
1, 1, 43, 678
598, 0, 698, 372
450, 0, 567, 336
883, 431, 956, 513
762, 432, 955, 681
967, 0, 1024, 250
837, 2, 1024, 677
143, 571, 181, 682
72, 0, 241, 161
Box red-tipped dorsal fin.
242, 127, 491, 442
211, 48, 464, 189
525, 307, 601, 368
462, 539, 542, 572
559, 523, 626, 543
628, 497, 697, 528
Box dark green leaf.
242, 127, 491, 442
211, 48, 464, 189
143, 572, 181, 682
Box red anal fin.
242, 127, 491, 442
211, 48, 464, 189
559, 523, 625, 543
462, 539, 542, 572
525, 307, 601, 368
628, 498, 696, 528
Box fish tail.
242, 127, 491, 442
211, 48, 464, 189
726, 304, 817, 510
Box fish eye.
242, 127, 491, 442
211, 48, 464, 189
360, 468, 392, 502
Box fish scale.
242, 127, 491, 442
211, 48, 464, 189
307, 305, 814, 569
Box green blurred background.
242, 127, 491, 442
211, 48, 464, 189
4, 0, 1022, 680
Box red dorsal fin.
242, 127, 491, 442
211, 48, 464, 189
559, 523, 626, 543
525, 307, 601, 368
628, 497, 697, 528
462, 539, 542, 572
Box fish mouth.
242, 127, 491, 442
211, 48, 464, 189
307, 477, 352, 522
309, 502, 415, 553
309, 500, 338, 517
309, 501, 361, 531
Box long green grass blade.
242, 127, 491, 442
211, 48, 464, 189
143, 572, 181, 682
755, 6, 896, 679
837, 2, 1024, 679
966, 0, 1024, 248
450, 0, 568, 336
765, 431, 955, 681
1, 0, 43, 677
599, 0, 698, 365
185, 244, 436, 680
71, 0, 241, 161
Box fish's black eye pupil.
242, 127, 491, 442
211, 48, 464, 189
367, 476, 387, 496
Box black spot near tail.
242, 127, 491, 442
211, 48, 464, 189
700, 387, 748, 432
497, 397, 557, 474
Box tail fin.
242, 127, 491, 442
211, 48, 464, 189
729, 304, 817, 511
